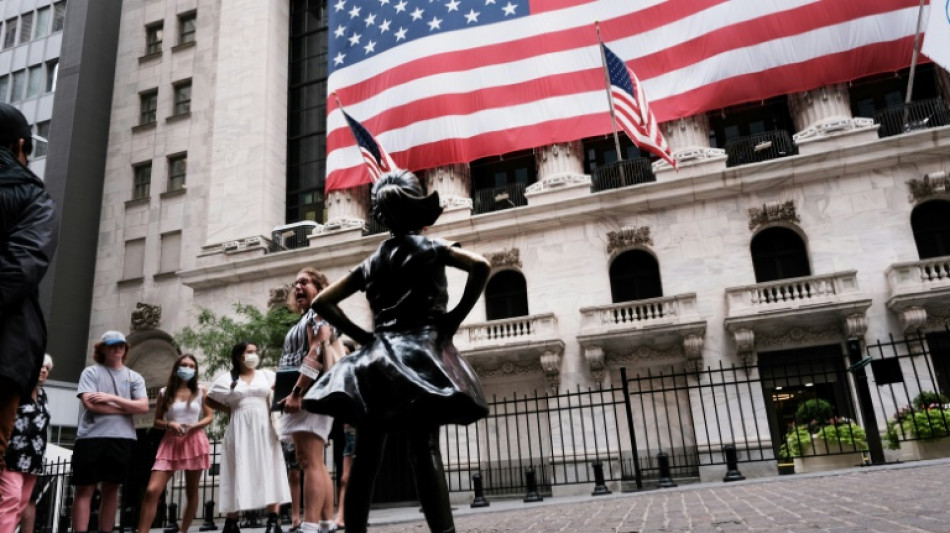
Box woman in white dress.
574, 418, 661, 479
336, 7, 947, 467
207, 341, 290, 533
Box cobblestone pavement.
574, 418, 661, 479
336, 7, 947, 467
362, 460, 950, 533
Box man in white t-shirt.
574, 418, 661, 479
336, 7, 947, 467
70, 331, 148, 533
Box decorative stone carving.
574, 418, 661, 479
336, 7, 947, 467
486, 248, 521, 269
755, 325, 842, 350
606, 226, 652, 254
899, 306, 929, 332
733, 328, 755, 363
323, 186, 369, 230
535, 141, 585, 181
467, 358, 539, 379
907, 171, 949, 202
657, 115, 726, 168
683, 334, 704, 362
130, 302, 162, 332
583, 346, 605, 385
748, 200, 800, 231
844, 313, 869, 338
268, 285, 291, 311
608, 344, 682, 365
540, 350, 562, 390
424, 164, 473, 209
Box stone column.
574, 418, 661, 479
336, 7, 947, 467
322, 185, 370, 232
204, 1, 288, 248
524, 141, 590, 205
788, 83, 877, 153
423, 164, 472, 224
658, 115, 726, 173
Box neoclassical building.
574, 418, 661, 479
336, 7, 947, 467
90, 1, 950, 474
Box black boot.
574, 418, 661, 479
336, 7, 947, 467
223, 517, 241, 533
265, 512, 283, 533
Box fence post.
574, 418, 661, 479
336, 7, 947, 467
590, 460, 612, 496
619, 367, 643, 490
522, 467, 543, 503
164, 502, 180, 533
199, 500, 218, 531
847, 337, 885, 465
722, 445, 745, 482
470, 472, 490, 508
656, 452, 676, 488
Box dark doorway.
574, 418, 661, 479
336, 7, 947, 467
911, 200, 950, 260
927, 331, 950, 398
609, 249, 663, 303
485, 270, 529, 320
750, 227, 811, 282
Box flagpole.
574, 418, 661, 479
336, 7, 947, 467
903, 0, 927, 127
596, 22, 625, 165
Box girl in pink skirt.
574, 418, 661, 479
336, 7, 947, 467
137, 354, 213, 533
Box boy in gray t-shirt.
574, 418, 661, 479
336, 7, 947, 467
70, 331, 148, 533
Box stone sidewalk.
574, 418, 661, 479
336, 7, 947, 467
361, 459, 950, 532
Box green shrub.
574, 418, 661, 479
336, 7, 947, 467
794, 398, 834, 432
783, 421, 868, 457
911, 391, 950, 410
884, 407, 950, 449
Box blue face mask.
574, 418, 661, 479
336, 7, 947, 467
176, 367, 196, 381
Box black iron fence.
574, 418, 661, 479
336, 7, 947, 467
590, 158, 656, 192
724, 129, 798, 167
874, 97, 950, 138
472, 183, 528, 215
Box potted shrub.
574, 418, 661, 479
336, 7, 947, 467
783, 398, 868, 473
884, 391, 950, 461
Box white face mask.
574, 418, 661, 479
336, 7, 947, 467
243, 352, 260, 369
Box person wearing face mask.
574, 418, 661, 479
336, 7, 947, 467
136, 354, 212, 533
0, 354, 53, 531
207, 342, 290, 533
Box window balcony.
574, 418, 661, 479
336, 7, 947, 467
875, 97, 950, 139
577, 293, 707, 379
724, 271, 872, 352
472, 183, 528, 215
885, 256, 950, 331
724, 129, 798, 167
590, 157, 656, 192
456, 313, 565, 389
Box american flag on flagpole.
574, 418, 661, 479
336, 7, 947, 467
600, 42, 675, 168
341, 107, 397, 183
325, 0, 922, 192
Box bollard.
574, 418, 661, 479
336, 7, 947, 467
522, 466, 543, 503
590, 460, 612, 496
656, 452, 677, 488
200, 500, 219, 531
164, 502, 180, 533
722, 444, 746, 482
470, 472, 490, 508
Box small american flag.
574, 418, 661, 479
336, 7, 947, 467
342, 108, 397, 183
601, 42, 674, 168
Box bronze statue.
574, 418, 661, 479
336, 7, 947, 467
303, 170, 490, 533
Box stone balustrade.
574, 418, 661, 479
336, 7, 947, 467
456, 313, 559, 351
886, 256, 950, 294
725, 271, 861, 316
579, 293, 700, 334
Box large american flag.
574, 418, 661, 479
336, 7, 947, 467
326, 0, 922, 192
342, 108, 397, 182
601, 42, 674, 168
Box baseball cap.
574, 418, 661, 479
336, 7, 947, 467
100, 330, 129, 346
0, 103, 32, 148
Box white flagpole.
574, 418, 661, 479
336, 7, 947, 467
596, 22, 625, 164
903, 0, 927, 126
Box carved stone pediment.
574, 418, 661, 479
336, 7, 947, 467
130, 302, 162, 332
748, 200, 799, 231
607, 226, 652, 254
486, 248, 521, 269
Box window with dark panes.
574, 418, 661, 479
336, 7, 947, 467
18, 12, 31, 44
52, 1, 67, 33
582, 134, 641, 174
173, 80, 191, 115
133, 162, 152, 200
145, 22, 163, 55
26, 64, 42, 99
609, 250, 663, 303
485, 270, 529, 320
911, 200, 950, 260
140, 90, 157, 125
0, 75, 8, 103
45, 59, 57, 93
750, 227, 811, 283
167, 154, 187, 191
34, 7, 50, 39
33, 121, 50, 158
286, 0, 329, 223
4, 18, 17, 49
178, 12, 196, 45
707, 96, 794, 148
10, 69, 25, 102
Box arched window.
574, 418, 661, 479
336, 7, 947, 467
484, 270, 529, 320
609, 250, 663, 303
750, 227, 811, 283
911, 200, 950, 259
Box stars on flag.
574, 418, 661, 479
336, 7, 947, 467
330, 0, 528, 71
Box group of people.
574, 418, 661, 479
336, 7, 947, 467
2, 105, 491, 533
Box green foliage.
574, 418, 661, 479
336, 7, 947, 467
782, 421, 868, 457
884, 407, 950, 449
911, 391, 950, 410
794, 398, 835, 432
175, 303, 299, 440
781, 425, 813, 458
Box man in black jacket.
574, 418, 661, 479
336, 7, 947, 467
0, 103, 59, 469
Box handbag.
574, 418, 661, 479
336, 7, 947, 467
272, 369, 300, 411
